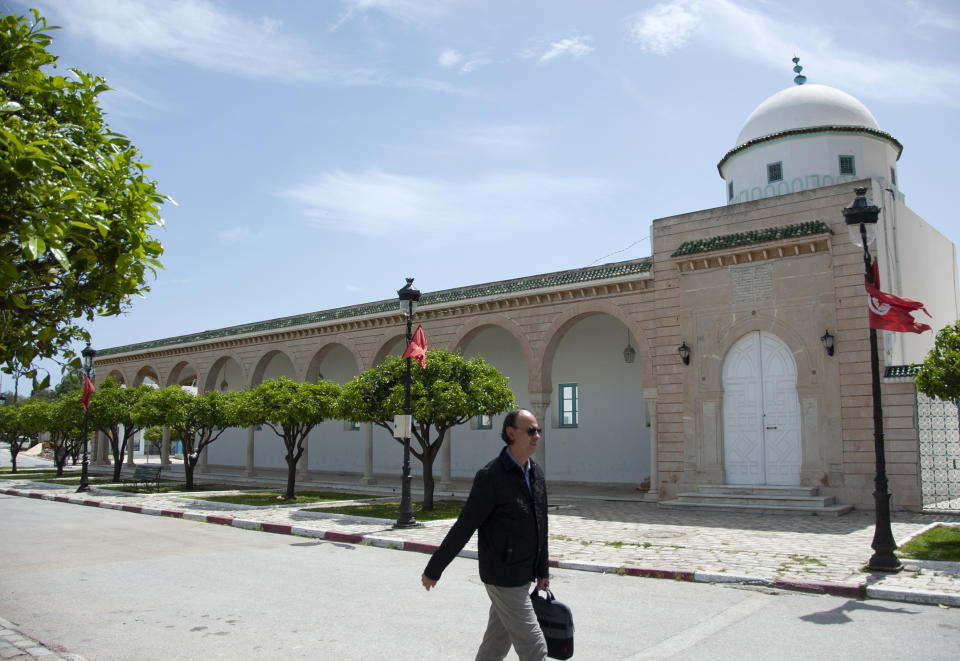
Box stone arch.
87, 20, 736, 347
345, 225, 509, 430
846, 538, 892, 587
706, 313, 816, 392
133, 365, 161, 387
204, 352, 248, 393
450, 314, 535, 371
250, 348, 297, 386
166, 361, 200, 390
370, 331, 409, 368
305, 342, 362, 383
105, 369, 127, 385
537, 300, 653, 394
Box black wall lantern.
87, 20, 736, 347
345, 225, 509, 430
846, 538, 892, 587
678, 341, 691, 365
820, 330, 835, 356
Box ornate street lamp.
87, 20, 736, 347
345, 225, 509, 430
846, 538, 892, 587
77, 342, 96, 493
843, 187, 901, 572
394, 278, 421, 528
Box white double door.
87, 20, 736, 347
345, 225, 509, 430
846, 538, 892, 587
722, 331, 802, 486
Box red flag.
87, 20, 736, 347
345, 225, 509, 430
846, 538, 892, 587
865, 260, 931, 334
402, 324, 428, 369
81, 375, 96, 411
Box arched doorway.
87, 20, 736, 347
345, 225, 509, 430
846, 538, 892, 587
722, 331, 801, 485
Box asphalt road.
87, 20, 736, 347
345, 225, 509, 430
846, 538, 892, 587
1, 493, 958, 660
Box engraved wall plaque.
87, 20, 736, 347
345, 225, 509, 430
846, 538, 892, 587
732, 263, 775, 304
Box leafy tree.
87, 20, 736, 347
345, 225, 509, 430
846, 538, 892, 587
45, 393, 84, 475
132, 387, 240, 490
916, 321, 960, 402
234, 377, 342, 500
341, 350, 514, 510
87, 378, 155, 481
0, 403, 25, 471
54, 370, 84, 396
0, 11, 167, 382
14, 399, 46, 446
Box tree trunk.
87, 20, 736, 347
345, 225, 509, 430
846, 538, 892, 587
110, 433, 123, 482
55, 450, 66, 476
9, 444, 18, 473
421, 456, 435, 511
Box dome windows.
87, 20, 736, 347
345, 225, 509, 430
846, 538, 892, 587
839, 155, 856, 176
767, 162, 783, 183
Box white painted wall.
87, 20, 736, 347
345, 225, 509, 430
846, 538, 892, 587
549, 314, 649, 484
722, 133, 899, 204
880, 197, 960, 365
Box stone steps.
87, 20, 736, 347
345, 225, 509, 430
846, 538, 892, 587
659, 484, 853, 516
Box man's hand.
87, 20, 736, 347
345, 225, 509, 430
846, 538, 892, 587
536, 577, 550, 590
422, 574, 438, 591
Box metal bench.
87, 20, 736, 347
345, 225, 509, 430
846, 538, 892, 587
126, 465, 162, 491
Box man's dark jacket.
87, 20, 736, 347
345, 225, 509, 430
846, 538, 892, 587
424, 446, 548, 587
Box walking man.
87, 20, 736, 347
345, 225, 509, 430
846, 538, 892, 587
421, 409, 549, 660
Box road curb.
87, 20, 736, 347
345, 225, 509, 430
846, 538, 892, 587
2, 486, 951, 607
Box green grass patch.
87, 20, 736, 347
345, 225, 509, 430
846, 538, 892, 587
304, 498, 464, 521
192, 490, 372, 506
897, 525, 960, 562
106, 483, 237, 494
42, 476, 119, 486
0, 470, 72, 480
787, 554, 825, 566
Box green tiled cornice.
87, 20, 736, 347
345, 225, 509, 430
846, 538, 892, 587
717, 125, 903, 173
99, 258, 652, 357
884, 364, 919, 378
671, 221, 834, 257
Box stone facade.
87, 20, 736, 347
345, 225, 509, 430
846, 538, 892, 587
94, 177, 943, 510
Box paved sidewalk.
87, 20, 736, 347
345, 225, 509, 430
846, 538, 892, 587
0, 616, 85, 661
3, 463, 959, 616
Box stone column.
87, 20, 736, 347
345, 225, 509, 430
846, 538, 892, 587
298, 433, 310, 479
160, 427, 170, 468
125, 430, 135, 466
91, 431, 103, 465
438, 429, 454, 490
99, 431, 110, 465
245, 426, 256, 477
197, 443, 209, 474
529, 394, 551, 476
360, 423, 377, 485
644, 388, 659, 502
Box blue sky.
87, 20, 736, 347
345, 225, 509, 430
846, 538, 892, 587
5, 0, 960, 388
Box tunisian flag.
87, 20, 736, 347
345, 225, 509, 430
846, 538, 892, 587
865, 260, 931, 334
81, 375, 96, 411
402, 324, 428, 369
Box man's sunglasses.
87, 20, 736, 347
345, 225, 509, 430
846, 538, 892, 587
512, 425, 543, 436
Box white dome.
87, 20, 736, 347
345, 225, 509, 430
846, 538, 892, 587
736, 84, 879, 146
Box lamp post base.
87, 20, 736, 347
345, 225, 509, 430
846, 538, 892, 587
394, 437, 418, 529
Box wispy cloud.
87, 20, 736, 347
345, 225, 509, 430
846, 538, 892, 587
438, 48, 491, 74
629, 0, 702, 55
626, 0, 960, 106
218, 227, 264, 246
438, 49, 463, 68
535, 36, 595, 64
906, 0, 960, 33
39, 0, 373, 85
451, 124, 549, 158
278, 170, 608, 240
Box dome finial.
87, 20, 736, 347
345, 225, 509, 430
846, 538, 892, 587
792, 55, 807, 85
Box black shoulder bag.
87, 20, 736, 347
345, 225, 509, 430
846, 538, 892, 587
530, 587, 574, 659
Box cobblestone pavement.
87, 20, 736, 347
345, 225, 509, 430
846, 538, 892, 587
0, 616, 84, 661
2, 466, 959, 658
